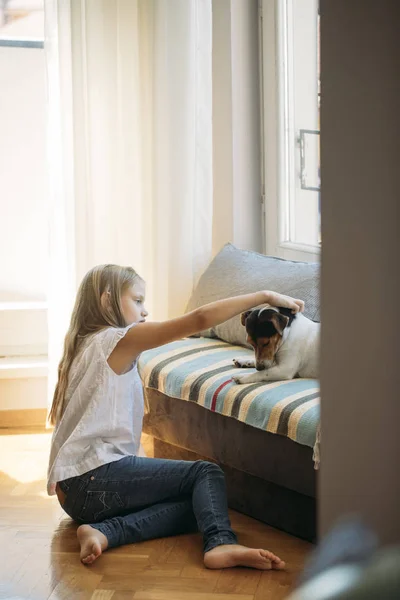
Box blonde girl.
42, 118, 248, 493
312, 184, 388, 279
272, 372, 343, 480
48, 264, 304, 568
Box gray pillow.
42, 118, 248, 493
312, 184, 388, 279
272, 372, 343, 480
186, 243, 320, 347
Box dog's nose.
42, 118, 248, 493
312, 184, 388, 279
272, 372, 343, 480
256, 363, 266, 371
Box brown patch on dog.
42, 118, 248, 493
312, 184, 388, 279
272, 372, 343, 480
270, 312, 289, 336
254, 332, 282, 366
241, 311, 252, 326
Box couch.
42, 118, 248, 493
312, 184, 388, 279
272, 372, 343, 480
138, 244, 320, 542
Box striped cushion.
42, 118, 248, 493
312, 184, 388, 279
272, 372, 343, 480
138, 337, 320, 449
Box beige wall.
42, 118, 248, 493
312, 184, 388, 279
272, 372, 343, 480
319, 0, 400, 544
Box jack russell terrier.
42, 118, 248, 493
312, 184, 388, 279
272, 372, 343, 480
232, 306, 319, 384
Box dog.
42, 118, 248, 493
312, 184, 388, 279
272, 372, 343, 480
232, 306, 320, 384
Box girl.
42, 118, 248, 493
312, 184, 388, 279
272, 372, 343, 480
48, 264, 304, 569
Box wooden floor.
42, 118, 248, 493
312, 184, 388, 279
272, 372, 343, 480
0, 428, 312, 600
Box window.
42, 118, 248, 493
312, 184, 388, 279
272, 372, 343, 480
260, 0, 320, 262
0, 1, 47, 363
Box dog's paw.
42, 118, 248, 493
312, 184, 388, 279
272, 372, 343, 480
232, 375, 247, 385
233, 358, 255, 368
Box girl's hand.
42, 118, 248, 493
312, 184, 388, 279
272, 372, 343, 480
266, 291, 305, 314
110, 290, 304, 374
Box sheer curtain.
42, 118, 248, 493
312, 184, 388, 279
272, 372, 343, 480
45, 0, 213, 404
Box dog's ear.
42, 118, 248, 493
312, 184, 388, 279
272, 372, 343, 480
241, 311, 252, 326
270, 312, 289, 336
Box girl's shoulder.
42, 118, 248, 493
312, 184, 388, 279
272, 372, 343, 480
70, 324, 136, 376
90, 323, 136, 361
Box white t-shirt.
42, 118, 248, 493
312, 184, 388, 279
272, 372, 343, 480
47, 324, 144, 495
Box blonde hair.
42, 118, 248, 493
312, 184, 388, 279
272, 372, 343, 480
48, 264, 141, 426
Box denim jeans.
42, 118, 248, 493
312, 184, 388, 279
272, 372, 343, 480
58, 456, 238, 553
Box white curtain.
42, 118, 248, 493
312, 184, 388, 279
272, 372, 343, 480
45, 0, 213, 402
47, 0, 213, 318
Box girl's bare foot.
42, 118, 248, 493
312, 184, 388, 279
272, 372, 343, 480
204, 544, 286, 570
77, 524, 108, 565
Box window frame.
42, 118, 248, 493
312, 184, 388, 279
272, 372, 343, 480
260, 0, 320, 263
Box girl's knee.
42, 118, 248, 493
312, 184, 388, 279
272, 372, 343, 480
197, 460, 224, 477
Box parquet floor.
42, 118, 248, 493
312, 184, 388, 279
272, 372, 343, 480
0, 428, 312, 600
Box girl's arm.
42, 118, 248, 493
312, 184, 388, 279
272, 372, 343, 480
108, 291, 304, 374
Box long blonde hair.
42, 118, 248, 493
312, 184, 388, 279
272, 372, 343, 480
48, 264, 141, 426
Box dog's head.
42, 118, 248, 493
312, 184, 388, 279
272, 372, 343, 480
240, 307, 293, 370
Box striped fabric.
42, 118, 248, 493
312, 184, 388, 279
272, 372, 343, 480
138, 338, 320, 449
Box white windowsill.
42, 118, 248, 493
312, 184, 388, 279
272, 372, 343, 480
0, 356, 48, 379
279, 241, 321, 255
271, 241, 320, 263
0, 301, 47, 311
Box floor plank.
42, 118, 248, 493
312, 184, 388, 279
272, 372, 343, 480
0, 428, 312, 600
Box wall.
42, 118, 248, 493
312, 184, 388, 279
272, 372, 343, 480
319, 0, 400, 544
0, 378, 47, 411
212, 0, 262, 256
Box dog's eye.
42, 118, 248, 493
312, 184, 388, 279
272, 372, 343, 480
263, 341, 270, 348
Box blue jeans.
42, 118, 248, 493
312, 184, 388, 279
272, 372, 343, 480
58, 456, 238, 553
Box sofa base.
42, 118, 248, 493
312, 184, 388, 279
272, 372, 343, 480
152, 437, 317, 543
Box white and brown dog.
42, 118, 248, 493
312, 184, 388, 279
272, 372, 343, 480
232, 306, 320, 384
